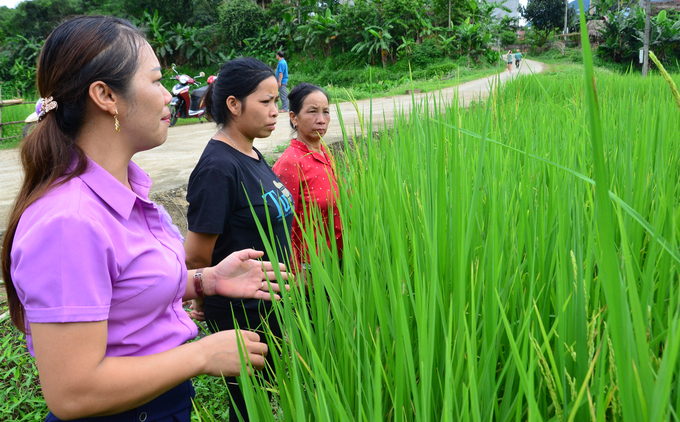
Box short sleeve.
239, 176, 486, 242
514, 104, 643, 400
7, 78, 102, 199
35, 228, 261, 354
187, 159, 235, 234
273, 152, 302, 212
12, 213, 115, 323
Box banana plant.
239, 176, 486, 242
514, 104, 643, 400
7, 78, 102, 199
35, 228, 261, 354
296, 8, 339, 57
351, 20, 395, 68
141, 10, 174, 66
456, 17, 491, 67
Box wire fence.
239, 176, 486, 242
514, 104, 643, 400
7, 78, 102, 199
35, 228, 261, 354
0, 99, 36, 143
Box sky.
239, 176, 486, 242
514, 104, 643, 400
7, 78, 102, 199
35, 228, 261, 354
0, 0, 22, 8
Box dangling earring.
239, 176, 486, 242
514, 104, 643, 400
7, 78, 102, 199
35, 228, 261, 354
114, 111, 121, 132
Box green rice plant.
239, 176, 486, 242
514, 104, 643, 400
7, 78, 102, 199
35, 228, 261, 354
0, 102, 35, 150
230, 44, 680, 421
649, 51, 680, 113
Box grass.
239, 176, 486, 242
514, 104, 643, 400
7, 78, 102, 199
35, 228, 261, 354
0, 314, 47, 421
324, 64, 504, 103
0, 102, 35, 150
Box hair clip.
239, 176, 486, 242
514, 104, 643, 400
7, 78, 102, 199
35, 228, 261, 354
37, 96, 58, 120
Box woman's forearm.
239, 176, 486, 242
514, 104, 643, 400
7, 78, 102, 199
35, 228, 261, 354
32, 321, 265, 420
32, 322, 205, 420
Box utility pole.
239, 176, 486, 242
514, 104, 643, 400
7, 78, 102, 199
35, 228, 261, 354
642, 0, 651, 76
564, 0, 569, 34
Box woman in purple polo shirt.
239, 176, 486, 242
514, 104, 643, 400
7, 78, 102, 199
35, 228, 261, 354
0, 16, 287, 422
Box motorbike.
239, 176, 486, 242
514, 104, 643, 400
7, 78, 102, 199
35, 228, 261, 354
168, 64, 216, 127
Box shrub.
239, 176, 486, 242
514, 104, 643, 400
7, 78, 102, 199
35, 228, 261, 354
411, 38, 441, 68
218, 0, 267, 50
500, 30, 517, 46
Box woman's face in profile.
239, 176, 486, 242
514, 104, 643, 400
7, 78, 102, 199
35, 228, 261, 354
119, 43, 173, 153
232, 76, 279, 140
291, 91, 331, 143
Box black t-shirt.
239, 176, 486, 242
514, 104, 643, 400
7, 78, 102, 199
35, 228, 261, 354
187, 139, 294, 310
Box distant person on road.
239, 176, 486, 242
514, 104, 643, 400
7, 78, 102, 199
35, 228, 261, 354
273, 83, 343, 276
1, 16, 287, 422
184, 57, 294, 422
506, 50, 513, 72
275, 51, 289, 112
515, 49, 523, 69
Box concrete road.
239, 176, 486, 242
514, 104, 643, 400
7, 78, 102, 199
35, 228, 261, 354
0, 59, 545, 230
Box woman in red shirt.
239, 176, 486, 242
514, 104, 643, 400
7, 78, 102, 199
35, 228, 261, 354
273, 83, 343, 272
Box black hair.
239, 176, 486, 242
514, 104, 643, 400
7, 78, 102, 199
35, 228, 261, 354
288, 83, 329, 130
204, 57, 276, 127
276, 51, 285, 59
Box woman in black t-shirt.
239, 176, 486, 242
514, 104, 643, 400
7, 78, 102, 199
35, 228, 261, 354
184, 58, 294, 422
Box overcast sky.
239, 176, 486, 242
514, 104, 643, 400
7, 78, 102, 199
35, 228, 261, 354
0, 0, 21, 8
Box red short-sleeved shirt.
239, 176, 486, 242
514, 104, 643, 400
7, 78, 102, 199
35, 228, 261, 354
273, 139, 343, 268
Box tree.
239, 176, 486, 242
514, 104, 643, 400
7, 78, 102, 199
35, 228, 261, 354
218, 0, 267, 51
519, 0, 575, 39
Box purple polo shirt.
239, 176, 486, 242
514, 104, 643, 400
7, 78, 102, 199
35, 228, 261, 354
11, 158, 197, 357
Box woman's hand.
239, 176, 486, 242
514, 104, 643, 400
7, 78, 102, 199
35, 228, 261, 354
197, 329, 268, 376
182, 299, 205, 321
204, 249, 289, 301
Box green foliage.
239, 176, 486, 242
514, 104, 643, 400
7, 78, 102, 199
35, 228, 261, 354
456, 16, 493, 67
598, 8, 680, 66
138, 11, 217, 67
124, 0, 194, 27
520, 0, 576, 38
141, 10, 174, 64
500, 29, 517, 46
0, 316, 48, 421
411, 38, 442, 67
3, 0, 80, 39
218, 0, 267, 51
335, 0, 379, 54
0, 0, 509, 98
296, 8, 339, 57
351, 20, 396, 68
0, 35, 42, 97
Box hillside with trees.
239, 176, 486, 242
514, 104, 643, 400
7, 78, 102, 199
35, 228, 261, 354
1, 0, 679, 99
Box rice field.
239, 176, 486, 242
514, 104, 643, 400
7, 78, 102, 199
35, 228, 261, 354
0, 101, 35, 149
234, 36, 680, 422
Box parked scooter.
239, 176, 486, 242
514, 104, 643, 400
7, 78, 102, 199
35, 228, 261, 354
168, 64, 215, 127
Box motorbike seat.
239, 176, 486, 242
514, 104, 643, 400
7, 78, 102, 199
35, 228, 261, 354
190, 86, 209, 111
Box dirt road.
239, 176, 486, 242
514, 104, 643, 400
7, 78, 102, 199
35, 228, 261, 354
0, 59, 545, 233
